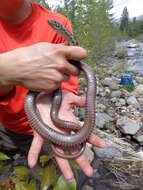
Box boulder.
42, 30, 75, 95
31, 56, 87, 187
134, 129, 143, 143
117, 116, 140, 135
102, 78, 119, 90
127, 96, 139, 108
119, 98, 126, 106
111, 90, 122, 98
96, 113, 113, 129
133, 85, 143, 97
94, 146, 122, 159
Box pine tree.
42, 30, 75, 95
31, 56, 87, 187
120, 6, 129, 34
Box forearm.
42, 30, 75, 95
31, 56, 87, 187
0, 52, 15, 97
0, 43, 85, 95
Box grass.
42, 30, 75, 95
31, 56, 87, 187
135, 33, 143, 42
117, 47, 128, 59
111, 61, 126, 73
120, 84, 135, 93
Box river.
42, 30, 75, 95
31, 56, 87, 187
126, 42, 143, 73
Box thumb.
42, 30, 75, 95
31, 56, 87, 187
71, 94, 86, 107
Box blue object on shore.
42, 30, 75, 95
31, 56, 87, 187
120, 74, 134, 86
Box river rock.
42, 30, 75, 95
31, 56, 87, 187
111, 90, 122, 98
137, 97, 143, 104
115, 102, 121, 107
101, 97, 110, 106
117, 116, 140, 135
119, 98, 126, 106
102, 78, 119, 90
135, 134, 143, 143
97, 104, 106, 112
135, 76, 143, 84
127, 43, 139, 48
94, 146, 122, 159
105, 87, 111, 96
139, 104, 143, 113
111, 97, 117, 103
96, 113, 113, 129
106, 108, 115, 117
126, 39, 139, 48
133, 85, 143, 97
94, 185, 114, 190
82, 185, 93, 190
134, 129, 143, 143
127, 96, 139, 107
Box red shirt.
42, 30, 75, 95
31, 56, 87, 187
0, 3, 78, 135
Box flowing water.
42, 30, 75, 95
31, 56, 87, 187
126, 42, 143, 73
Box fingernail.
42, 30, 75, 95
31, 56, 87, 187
28, 160, 36, 168
87, 168, 93, 177
64, 173, 74, 181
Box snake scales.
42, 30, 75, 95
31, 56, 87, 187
24, 20, 96, 159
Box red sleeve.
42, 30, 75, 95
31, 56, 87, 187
55, 19, 78, 95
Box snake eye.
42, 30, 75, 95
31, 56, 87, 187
55, 23, 60, 28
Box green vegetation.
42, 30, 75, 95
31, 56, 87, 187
117, 47, 128, 59
55, 0, 115, 64
120, 84, 135, 92
120, 6, 143, 40
135, 33, 143, 42
0, 153, 79, 190
34, 0, 115, 65
120, 7, 129, 34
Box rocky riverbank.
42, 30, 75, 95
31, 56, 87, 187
79, 40, 143, 190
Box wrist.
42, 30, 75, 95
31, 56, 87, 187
0, 50, 21, 86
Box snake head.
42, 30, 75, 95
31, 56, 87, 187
48, 19, 62, 30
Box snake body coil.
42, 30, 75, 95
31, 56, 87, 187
24, 20, 96, 159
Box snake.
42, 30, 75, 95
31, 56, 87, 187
24, 20, 96, 159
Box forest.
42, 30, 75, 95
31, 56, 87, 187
35, 0, 143, 63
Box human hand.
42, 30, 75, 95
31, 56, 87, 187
28, 92, 106, 180
0, 43, 86, 92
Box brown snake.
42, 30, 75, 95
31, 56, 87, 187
24, 20, 96, 159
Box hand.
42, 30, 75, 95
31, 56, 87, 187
28, 92, 106, 180
0, 43, 87, 92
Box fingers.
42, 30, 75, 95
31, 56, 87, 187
74, 134, 106, 177
76, 154, 93, 177
70, 94, 86, 107
55, 147, 74, 180
63, 46, 87, 61
28, 131, 44, 168
56, 157, 74, 180
55, 45, 87, 76
56, 59, 79, 76
88, 134, 106, 148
